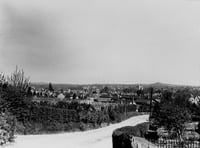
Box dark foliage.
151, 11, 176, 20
152, 90, 192, 140
112, 123, 149, 148
113, 123, 149, 138
5, 100, 137, 134
0, 68, 30, 144
48, 83, 54, 91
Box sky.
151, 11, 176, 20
1, 0, 200, 85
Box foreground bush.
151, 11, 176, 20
113, 122, 149, 138
112, 122, 149, 148
0, 113, 15, 145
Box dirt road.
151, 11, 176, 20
6, 115, 149, 148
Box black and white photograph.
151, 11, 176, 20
1, 0, 200, 147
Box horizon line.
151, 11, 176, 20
30, 81, 200, 87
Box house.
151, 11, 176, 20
183, 122, 200, 140
31, 95, 40, 103
97, 97, 112, 103
57, 93, 65, 100
92, 102, 113, 111
79, 98, 94, 105
189, 95, 200, 106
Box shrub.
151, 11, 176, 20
0, 113, 15, 145
108, 110, 121, 123
113, 122, 149, 138
79, 122, 87, 131
44, 121, 65, 132
15, 120, 25, 134
112, 123, 149, 148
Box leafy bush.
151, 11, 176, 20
0, 113, 15, 145
108, 109, 121, 123
112, 123, 149, 148
113, 122, 149, 138
15, 120, 25, 134
44, 121, 65, 132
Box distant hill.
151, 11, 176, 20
31, 82, 83, 90
143, 82, 187, 89
30, 82, 198, 90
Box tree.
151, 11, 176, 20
73, 93, 77, 100
162, 90, 173, 102
1, 67, 31, 123
7, 66, 30, 93
0, 73, 6, 85
173, 89, 190, 108
26, 86, 32, 96
100, 86, 110, 94
136, 89, 144, 97
153, 98, 191, 142
0, 67, 32, 143
152, 90, 193, 143
48, 82, 54, 91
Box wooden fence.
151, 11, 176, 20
157, 139, 200, 148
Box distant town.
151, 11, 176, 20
29, 82, 200, 112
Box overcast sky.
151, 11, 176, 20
1, 0, 200, 85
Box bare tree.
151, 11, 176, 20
7, 66, 30, 92
0, 73, 6, 85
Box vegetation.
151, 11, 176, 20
0, 67, 30, 145
0, 112, 15, 145
113, 122, 149, 138
48, 82, 54, 91
7, 66, 30, 92
12, 101, 137, 134
112, 123, 149, 148
152, 90, 192, 141
0, 67, 140, 142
